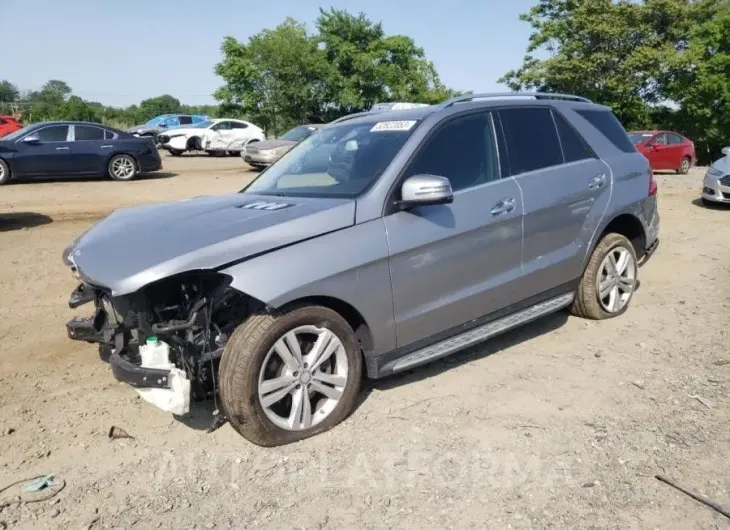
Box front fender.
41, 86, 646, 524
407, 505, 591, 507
219, 219, 396, 356
168, 135, 189, 150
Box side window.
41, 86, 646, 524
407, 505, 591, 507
167, 116, 180, 127
74, 125, 105, 141
552, 110, 596, 163
230, 121, 248, 129
36, 126, 69, 142
653, 133, 668, 146
575, 109, 635, 153
104, 129, 117, 140
499, 107, 563, 174
667, 133, 683, 145
212, 121, 231, 131
406, 111, 499, 192
178, 115, 193, 125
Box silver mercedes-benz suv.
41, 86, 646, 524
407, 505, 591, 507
64, 92, 660, 446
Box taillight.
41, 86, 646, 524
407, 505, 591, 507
648, 171, 658, 196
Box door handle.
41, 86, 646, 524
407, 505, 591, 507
101, 145, 113, 149
588, 174, 606, 189
55, 146, 70, 151
490, 197, 516, 216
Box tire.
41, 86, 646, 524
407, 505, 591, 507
571, 233, 638, 320
168, 149, 183, 156
220, 304, 362, 447
0, 158, 10, 185
108, 154, 138, 181
678, 156, 691, 174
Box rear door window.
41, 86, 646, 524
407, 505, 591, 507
498, 107, 563, 175
178, 115, 193, 125
74, 125, 105, 141
552, 111, 596, 163
575, 109, 635, 153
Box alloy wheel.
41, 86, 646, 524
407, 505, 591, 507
111, 156, 135, 179
257, 325, 349, 431
596, 246, 636, 313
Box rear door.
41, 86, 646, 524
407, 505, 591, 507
13, 125, 73, 176
385, 110, 525, 347
70, 124, 109, 174
498, 106, 610, 298
665, 133, 686, 169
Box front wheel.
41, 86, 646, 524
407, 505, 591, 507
571, 233, 638, 320
220, 305, 362, 447
108, 154, 138, 181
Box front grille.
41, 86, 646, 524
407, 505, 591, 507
723, 191, 730, 200
720, 175, 730, 186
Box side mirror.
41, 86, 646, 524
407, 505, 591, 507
397, 174, 453, 210
22, 133, 40, 144
722, 147, 730, 156
158, 122, 167, 128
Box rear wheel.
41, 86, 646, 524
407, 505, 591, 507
678, 156, 691, 174
571, 233, 638, 320
0, 158, 10, 184
220, 305, 362, 447
108, 154, 138, 181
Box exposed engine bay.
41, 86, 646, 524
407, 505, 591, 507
66, 270, 260, 418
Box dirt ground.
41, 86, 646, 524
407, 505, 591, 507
0, 155, 728, 530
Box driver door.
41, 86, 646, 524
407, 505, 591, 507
207, 121, 233, 150
14, 125, 73, 177
384, 110, 525, 348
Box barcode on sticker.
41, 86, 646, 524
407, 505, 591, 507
371, 120, 417, 132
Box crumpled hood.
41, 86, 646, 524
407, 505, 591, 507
67, 194, 355, 295
128, 125, 159, 135
248, 139, 296, 151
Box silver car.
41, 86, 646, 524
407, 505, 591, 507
702, 147, 730, 205
243, 124, 323, 169
64, 92, 659, 447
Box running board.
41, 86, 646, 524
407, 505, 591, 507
390, 293, 575, 373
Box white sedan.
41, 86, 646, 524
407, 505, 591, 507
157, 118, 265, 156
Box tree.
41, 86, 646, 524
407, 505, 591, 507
315, 8, 456, 118
663, 1, 730, 162
0, 80, 19, 103
137, 94, 182, 122
499, 0, 700, 128
214, 10, 459, 134
215, 18, 329, 135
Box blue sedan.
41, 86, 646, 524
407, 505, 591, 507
0, 121, 162, 184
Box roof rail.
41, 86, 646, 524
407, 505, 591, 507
329, 110, 384, 125
440, 92, 592, 108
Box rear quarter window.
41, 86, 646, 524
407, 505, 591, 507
575, 109, 635, 153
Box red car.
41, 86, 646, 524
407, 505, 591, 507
629, 130, 695, 174
0, 115, 23, 138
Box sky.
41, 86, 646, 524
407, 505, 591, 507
1, 0, 537, 108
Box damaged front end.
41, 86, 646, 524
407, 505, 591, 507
66, 270, 260, 416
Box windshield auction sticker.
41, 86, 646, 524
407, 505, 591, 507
371, 120, 417, 132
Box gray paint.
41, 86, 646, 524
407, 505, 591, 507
66, 95, 659, 375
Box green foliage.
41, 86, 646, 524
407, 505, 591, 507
0, 81, 19, 103
214, 9, 459, 135
502, 0, 728, 163
138, 94, 182, 122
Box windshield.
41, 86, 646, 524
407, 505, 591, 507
145, 116, 167, 127
629, 133, 653, 144
192, 120, 214, 128
280, 125, 318, 142
241, 120, 419, 198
